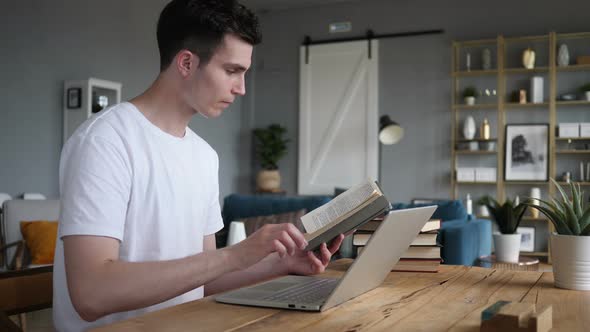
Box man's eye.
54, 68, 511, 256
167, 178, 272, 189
226, 69, 236, 74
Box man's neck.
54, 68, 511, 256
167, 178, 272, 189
130, 74, 194, 138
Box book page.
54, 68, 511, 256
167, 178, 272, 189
301, 180, 380, 233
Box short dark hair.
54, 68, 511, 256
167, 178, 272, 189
157, 0, 261, 71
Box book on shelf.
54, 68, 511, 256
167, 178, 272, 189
357, 244, 441, 260
391, 258, 442, 273
300, 179, 390, 251
353, 232, 438, 247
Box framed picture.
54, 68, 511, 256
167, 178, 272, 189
67, 87, 82, 109
504, 124, 549, 182
517, 226, 535, 252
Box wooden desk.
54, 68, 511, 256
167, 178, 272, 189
94, 260, 590, 331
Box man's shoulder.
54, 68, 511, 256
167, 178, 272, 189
186, 128, 218, 160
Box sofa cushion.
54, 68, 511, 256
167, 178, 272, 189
392, 200, 467, 222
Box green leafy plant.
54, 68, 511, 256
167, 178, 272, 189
253, 124, 289, 170
478, 196, 528, 234
523, 179, 590, 235
463, 86, 477, 98
580, 83, 590, 93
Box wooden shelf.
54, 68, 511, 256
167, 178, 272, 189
504, 181, 549, 185
456, 181, 497, 185
456, 138, 497, 142
523, 251, 549, 257
454, 103, 498, 110
556, 182, 590, 186
556, 64, 590, 72
453, 70, 498, 77
556, 100, 590, 106
504, 67, 549, 74
455, 150, 497, 155
556, 150, 590, 154
555, 137, 590, 141
504, 102, 549, 108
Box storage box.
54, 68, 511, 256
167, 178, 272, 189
581, 123, 590, 137
475, 167, 497, 182
456, 168, 476, 182
559, 123, 579, 138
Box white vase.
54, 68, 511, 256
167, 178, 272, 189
585, 91, 590, 102
529, 187, 541, 218
462, 115, 476, 140
550, 233, 590, 290
464, 96, 476, 106
493, 233, 521, 263
557, 44, 570, 67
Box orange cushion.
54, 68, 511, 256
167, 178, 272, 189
20, 221, 58, 265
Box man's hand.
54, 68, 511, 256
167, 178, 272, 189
283, 234, 345, 276
227, 223, 308, 270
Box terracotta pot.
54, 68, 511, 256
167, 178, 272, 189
256, 170, 281, 191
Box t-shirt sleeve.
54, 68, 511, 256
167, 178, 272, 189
204, 151, 224, 236
59, 132, 131, 241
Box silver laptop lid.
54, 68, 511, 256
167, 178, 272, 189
321, 205, 436, 311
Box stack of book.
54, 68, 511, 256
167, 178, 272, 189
354, 217, 442, 272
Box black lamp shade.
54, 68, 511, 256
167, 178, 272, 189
379, 115, 404, 145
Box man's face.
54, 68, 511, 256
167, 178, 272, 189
186, 34, 253, 118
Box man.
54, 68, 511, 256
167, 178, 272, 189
53, 0, 344, 330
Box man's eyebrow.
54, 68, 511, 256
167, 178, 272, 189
224, 63, 248, 72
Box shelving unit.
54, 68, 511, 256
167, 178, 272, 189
63, 78, 122, 143
451, 31, 590, 261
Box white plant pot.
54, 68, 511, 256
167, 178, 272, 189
550, 233, 590, 290
585, 91, 590, 102
493, 233, 521, 263
465, 96, 476, 106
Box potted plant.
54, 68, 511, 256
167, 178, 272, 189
523, 179, 590, 290
253, 124, 289, 192
463, 86, 477, 105
580, 83, 590, 102
478, 196, 528, 263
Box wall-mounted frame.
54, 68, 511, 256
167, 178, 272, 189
518, 226, 535, 252
504, 124, 549, 182
67, 88, 82, 109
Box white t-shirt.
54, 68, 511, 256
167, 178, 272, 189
53, 102, 224, 332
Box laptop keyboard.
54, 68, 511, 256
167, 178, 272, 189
263, 278, 339, 304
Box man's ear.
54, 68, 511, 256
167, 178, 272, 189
176, 50, 200, 78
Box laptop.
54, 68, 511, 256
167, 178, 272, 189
215, 205, 437, 312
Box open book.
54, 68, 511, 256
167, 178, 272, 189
301, 180, 390, 251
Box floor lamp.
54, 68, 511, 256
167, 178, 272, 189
378, 115, 404, 182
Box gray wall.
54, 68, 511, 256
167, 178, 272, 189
252, 0, 590, 202
0, 0, 250, 200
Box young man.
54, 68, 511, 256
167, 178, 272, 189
53, 0, 344, 330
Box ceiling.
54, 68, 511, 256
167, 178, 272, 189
241, 0, 363, 12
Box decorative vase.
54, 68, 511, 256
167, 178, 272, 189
550, 233, 590, 290
256, 170, 281, 191
480, 118, 490, 140
585, 91, 590, 101
462, 116, 476, 140
529, 187, 541, 218
493, 233, 522, 263
464, 96, 476, 106
482, 48, 492, 70
557, 44, 570, 67
522, 48, 536, 69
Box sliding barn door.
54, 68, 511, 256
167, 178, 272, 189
298, 40, 379, 195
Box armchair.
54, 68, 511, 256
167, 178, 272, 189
0, 200, 59, 331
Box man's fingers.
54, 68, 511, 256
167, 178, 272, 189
282, 224, 308, 250
273, 239, 287, 258
320, 243, 331, 266
328, 234, 345, 254
307, 251, 324, 272
278, 230, 297, 256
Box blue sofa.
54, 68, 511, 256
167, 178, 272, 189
217, 194, 491, 266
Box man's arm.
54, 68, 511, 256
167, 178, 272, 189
63, 223, 307, 322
